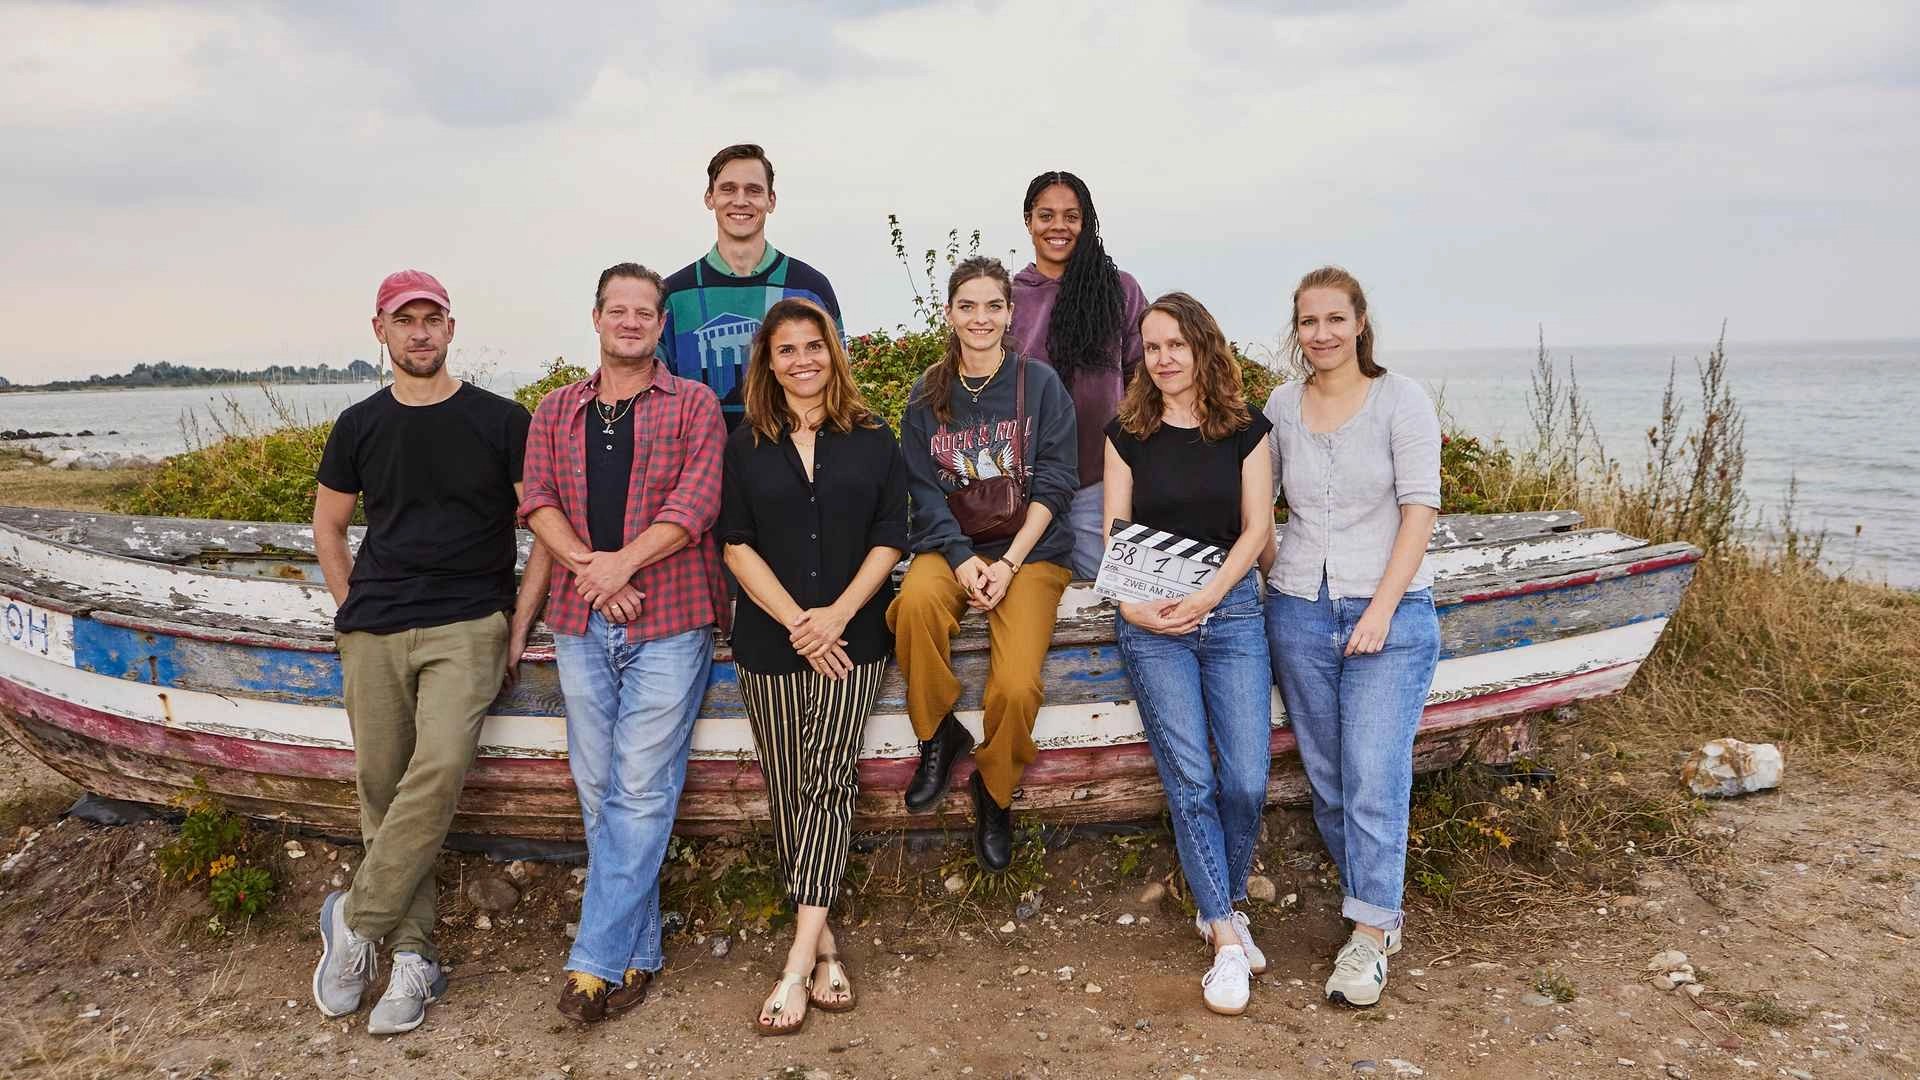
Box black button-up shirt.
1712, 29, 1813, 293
719, 419, 910, 674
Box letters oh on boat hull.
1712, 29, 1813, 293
0, 507, 1697, 838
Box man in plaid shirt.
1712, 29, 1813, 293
519, 262, 726, 1024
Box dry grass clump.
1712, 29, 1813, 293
1406, 750, 1708, 922
0, 447, 153, 511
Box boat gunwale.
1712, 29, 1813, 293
0, 517, 1701, 656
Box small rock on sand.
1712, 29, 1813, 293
466, 876, 521, 912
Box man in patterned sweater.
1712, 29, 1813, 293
658, 143, 843, 431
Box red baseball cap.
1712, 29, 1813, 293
375, 269, 451, 316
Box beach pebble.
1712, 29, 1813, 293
944, 874, 966, 894
1138, 882, 1167, 904
1000, 921, 1017, 934
283, 841, 306, 859
711, 937, 731, 958
1247, 875, 1277, 902
1385, 1061, 1425, 1076
1116, 913, 1136, 926
1351, 1062, 1378, 1074
1055, 966, 1075, 981
474, 914, 492, 931
1085, 982, 1103, 994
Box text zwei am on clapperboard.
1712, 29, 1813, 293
1093, 520, 1226, 604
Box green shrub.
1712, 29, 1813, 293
111, 390, 338, 524
208, 863, 276, 919
157, 780, 279, 924
515, 356, 588, 414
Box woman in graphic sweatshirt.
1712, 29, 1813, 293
889, 256, 1079, 873
1010, 170, 1150, 578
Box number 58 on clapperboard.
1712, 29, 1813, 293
1093, 520, 1226, 604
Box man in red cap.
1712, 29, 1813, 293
309, 270, 553, 1036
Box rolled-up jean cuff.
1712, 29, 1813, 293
1342, 895, 1404, 931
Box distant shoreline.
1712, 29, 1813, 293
0, 379, 380, 395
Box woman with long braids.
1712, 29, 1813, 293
1011, 170, 1149, 579
1264, 267, 1442, 1009
890, 257, 1079, 872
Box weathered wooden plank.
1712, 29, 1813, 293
54, 556, 1694, 720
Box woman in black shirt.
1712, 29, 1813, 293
1103, 292, 1275, 1017
719, 298, 908, 1035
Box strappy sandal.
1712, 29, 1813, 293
810, 953, 857, 1014
754, 971, 811, 1037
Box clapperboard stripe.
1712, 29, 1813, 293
1108, 520, 1226, 566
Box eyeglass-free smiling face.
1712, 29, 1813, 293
1140, 309, 1196, 401
946, 276, 1012, 354
1025, 182, 1081, 275
1294, 286, 1365, 375
592, 277, 665, 364
375, 299, 453, 378
705, 157, 776, 244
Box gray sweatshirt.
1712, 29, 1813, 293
901, 354, 1079, 571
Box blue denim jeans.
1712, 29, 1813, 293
1115, 573, 1273, 923
1068, 482, 1107, 580
1266, 577, 1439, 930
554, 614, 713, 982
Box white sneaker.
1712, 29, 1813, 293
367, 952, 447, 1035
1382, 926, 1402, 957
1202, 944, 1252, 1016
1325, 932, 1389, 1008
1194, 911, 1269, 975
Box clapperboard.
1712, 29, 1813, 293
1093, 519, 1227, 604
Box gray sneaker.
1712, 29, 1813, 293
312, 890, 378, 1017
368, 951, 447, 1035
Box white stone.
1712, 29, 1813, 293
1681, 739, 1784, 797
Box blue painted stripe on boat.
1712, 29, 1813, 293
55, 561, 1694, 713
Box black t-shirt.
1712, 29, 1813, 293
1105, 412, 1274, 550
584, 396, 637, 552
316, 383, 532, 633
718, 420, 910, 675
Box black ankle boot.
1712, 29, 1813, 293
970, 771, 1013, 872
903, 713, 972, 814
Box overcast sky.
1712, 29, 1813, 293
2, 0, 1915, 384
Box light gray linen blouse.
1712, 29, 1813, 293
1263, 371, 1443, 601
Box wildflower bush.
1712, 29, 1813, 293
156, 780, 278, 924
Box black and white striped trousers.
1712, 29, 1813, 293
735, 658, 886, 909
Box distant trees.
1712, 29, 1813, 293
3, 359, 380, 392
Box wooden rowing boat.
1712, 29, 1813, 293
0, 506, 1698, 838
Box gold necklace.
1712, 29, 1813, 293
958, 355, 1004, 403
596, 395, 635, 434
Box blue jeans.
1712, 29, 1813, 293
1265, 577, 1439, 931
1068, 482, 1106, 579
1115, 573, 1273, 923
554, 614, 713, 982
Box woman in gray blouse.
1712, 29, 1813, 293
1261, 266, 1442, 1009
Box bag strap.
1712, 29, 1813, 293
1011, 353, 1028, 496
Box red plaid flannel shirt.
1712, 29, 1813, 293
518, 366, 728, 641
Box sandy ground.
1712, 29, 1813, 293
1, 733, 1916, 1080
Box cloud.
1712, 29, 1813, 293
0, 0, 1915, 386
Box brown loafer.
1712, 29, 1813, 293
557, 971, 609, 1023
606, 968, 651, 1016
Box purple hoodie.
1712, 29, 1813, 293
1009, 263, 1149, 488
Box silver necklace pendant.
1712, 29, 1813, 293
602, 423, 615, 435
